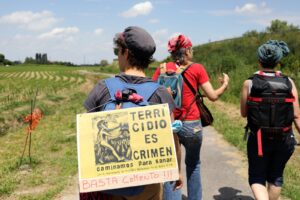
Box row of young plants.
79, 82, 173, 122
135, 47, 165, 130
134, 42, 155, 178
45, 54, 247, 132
0, 65, 106, 199
0, 65, 87, 136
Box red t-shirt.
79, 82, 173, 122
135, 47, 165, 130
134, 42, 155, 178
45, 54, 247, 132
152, 62, 209, 120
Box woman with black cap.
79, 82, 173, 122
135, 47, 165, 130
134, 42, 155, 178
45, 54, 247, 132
240, 40, 300, 200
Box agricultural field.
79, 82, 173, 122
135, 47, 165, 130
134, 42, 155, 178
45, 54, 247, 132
0, 65, 108, 200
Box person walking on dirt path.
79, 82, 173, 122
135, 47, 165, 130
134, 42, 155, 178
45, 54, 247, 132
152, 34, 229, 200
81, 26, 183, 200
240, 40, 300, 200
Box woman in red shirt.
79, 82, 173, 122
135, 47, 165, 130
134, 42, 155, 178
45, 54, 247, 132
153, 34, 229, 200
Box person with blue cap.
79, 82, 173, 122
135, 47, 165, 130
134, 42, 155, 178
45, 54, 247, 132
240, 40, 300, 200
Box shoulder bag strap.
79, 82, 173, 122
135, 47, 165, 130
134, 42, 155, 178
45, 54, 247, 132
176, 62, 194, 75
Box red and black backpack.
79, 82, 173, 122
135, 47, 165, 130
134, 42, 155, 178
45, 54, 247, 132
247, 71, 295, 156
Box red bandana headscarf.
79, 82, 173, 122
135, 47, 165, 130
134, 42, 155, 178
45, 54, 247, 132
167, 34, 192, 52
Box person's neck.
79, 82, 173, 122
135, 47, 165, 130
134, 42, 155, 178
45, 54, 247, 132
179, 60, 193, 67
260, 67, 275, 72
124, 68, 146, 77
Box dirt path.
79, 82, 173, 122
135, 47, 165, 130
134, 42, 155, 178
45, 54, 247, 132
201, 126, 253, 200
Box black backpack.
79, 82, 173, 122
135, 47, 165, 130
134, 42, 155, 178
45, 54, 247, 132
247, 71, 295, 156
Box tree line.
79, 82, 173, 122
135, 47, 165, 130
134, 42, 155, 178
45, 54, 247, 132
189, 19, 300, 103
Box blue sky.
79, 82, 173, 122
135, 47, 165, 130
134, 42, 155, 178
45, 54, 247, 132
0, 0, 300, 64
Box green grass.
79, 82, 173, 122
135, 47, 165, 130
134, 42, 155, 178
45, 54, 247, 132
0, 92, 83, 199
0, 64, 108, 199
207, 101, 247, 152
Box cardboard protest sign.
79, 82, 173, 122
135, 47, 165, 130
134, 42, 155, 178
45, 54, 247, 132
77, 103, 179, 193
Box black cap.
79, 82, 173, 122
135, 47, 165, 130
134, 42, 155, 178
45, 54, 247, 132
123, 26, 156, 58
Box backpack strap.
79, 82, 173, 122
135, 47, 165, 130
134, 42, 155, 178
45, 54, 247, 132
174, 62, 194, 75
257, 70, 282, 77
160, 62, 194, 75
105, 77, 159, 106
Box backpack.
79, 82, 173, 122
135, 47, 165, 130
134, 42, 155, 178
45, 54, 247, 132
101, 77, 159, 196
156, 62, 192, 108
104, 77, 159, 110
246, 71, 295, 156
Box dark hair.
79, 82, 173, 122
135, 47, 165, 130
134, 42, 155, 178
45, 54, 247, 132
113, 34, 153, 70
259, 60, 278, 69
170, 48, 188, 65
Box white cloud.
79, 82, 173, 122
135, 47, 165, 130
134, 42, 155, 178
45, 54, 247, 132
121, 1, 153, 18
234, 3, 271, 15
38, 27, 79, 40
149, 18, 159, 24
209, 2, 271, 16
235, 3, 257, 13
94, 28, 103, 35
0, 10, 59, 31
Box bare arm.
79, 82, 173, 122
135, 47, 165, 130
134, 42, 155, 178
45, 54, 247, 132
200, 73, 229, 102
289, 78, 300, 134
240, 80, 250, 118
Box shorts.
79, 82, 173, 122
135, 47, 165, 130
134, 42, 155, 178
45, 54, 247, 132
247, 131, 296, 187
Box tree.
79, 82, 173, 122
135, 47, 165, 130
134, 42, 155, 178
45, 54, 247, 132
0, 53, 5, 63
24, 57, 36, 64
281, 54, 300, 76
266, 19, 299, 34
3, 59, 12, 65
243, 30, 259, 37
267, 19, 289, 33
99, 59, 109, 67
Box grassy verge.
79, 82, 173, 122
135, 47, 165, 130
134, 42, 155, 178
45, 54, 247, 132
0, 91, 85, 200
0, 65, 107, 199
207, 100, 300, 200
